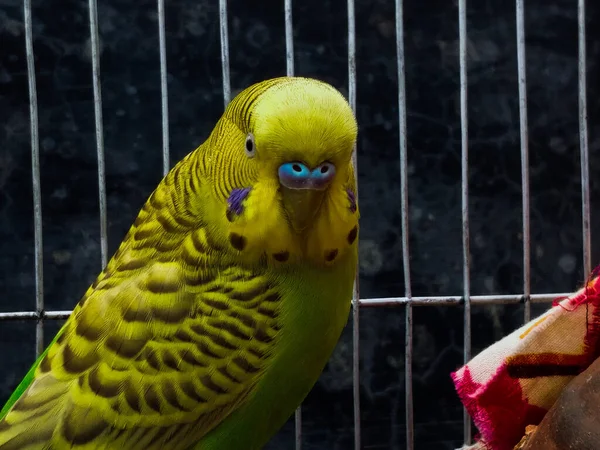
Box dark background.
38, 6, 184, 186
2, 0, 600, 448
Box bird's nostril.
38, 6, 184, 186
279, 161, 335, 189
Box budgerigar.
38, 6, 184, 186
0, 77, 359, 449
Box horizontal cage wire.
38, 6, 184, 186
7, 0, 592, 449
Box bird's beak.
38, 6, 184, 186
278, 161, 336, 233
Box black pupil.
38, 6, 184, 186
320, 166, 328, 173
246, 138, 253, 152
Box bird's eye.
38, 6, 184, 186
245, 133, 256, 158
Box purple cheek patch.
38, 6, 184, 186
347, 189, 357, 213
227, 187, 251, 217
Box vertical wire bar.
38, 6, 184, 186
24, 0, 44, 357
395, 0, 413, 448
578, 0, 591, 277
394, 0, 414, 447
158, 0, 170, 176
284, 1, 301, 448
285, 0, 294, 77
219, 0, 231, 107
516, 0, 531, 322
347, 0, 360, 449
347, 0, 357, 116
88, 0, 108, 269
458, 0, 472, 444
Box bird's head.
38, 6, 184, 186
204, 77, 359, 267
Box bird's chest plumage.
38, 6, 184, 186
198, 251, 357, 450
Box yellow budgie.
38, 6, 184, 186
0, 76, 359, 449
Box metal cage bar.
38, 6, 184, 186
457, 0, 472, 444
15, 0, 594, 449
0, 293, 573, 321
219, 0, 231, 107
516, 0, 531, 324
360, 293, 564, 307
23, 0, 44, 357
285, 0, 294, 78
395, 0, 414, 448
158, 0, 170, 175
87, 0, 108, 270
578, 0, 592, 277
346, 0, 361, 449
0, 292, 575, 318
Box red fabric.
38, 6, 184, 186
452, 366, 546, 450
452, 274, 600, 450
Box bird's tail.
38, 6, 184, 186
0, 375, 69, 450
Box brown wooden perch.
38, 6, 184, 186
515, 356, 600, 450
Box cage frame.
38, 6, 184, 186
13, 0, 592, 448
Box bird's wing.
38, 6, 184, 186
0, 226, 280, 450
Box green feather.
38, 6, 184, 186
0, 324, 67, 420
